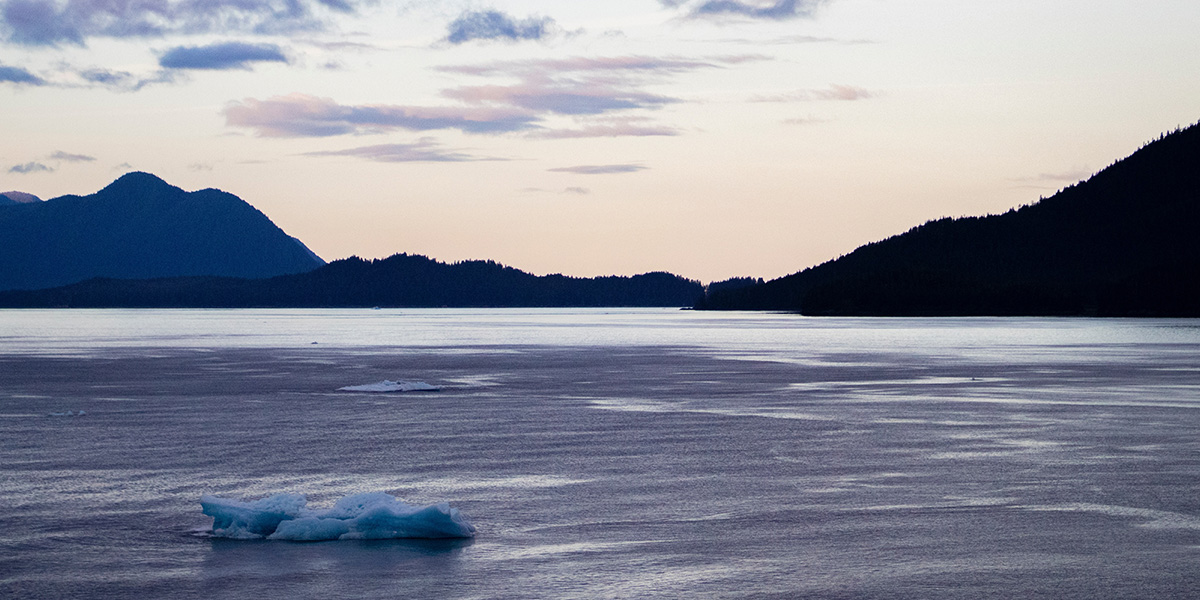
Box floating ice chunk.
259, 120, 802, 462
338, 380, 440, 393
48, 410, 85, 417
200, 492, 476, 540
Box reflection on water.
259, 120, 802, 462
2, 310, 1200, 599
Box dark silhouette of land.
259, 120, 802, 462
0, 172, 324, 291
0, 253, 703, 308
697, 123, 1200, 316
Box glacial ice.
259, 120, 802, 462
338, 380, 440, 393
200, 492, 476, 540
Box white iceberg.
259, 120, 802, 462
200, 492, 476, 540
338, 380, 440, 393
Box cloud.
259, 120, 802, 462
666, 0, 828, 21
445, 10, 555, 45
224, 93, 539, 137
782, 115, 827, 125
0, 63, 177, 91
444, 82, 676, 116
1010, 167, 1092, 186
76, 67, 177, 91
438, 55, 757, 137
440, 55, 751, 77
8, 161, 52, 173
701, 34, 871, 45
0, 62, 43, 84
522, 186, 592, 195
0, 0, 360, 47
548, 164, 647, 175
530, 117, 680, 139
302, 139, 500, 162
159, 42, 288, 70
49, 150, 95, 162
751, 84, 874, 102
813, 84, 872, 101
225, 55, 751, 139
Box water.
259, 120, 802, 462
2, 309, 1199, 599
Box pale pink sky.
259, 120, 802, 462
2, 0, 1198, 282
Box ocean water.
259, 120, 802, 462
2, 309, 1199, 599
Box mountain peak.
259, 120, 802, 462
0, 173, 325, 291
100, 172, 181, 198
0, 191, 42, 205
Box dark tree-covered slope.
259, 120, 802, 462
0, 172, 324, 291
0, 253, 704, 308
698, 123, 1200, 316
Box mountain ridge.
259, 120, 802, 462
0, 172, 325, 291
0, 252, 704, 308
696, 123, 1200, 316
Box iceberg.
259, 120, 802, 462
338, 380, 440, 393
200, 492, 476, 540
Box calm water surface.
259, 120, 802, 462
1, 309, 1199, 599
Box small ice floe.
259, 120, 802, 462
339, 380, 440, 393
199, 492, 476, 540
47, 410, 86, 417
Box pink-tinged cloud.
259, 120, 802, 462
302, 139, 503, 162
223, 94, 539, 137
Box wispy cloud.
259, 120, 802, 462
440, 55, 758, 137
1010, 167, 1092, 187
302, 138, 502, 163
523, 186, 592, 195
699, 34, 872, 45
159, 42, 288, 70
8, 161, 52, 174
445, 10, 556, 45
0, 62, 43, 85
48, 150, 95, 162
0, 63, 178, 91
665, 0, 829, 21
225, 55, 752, 139
530, 117, 680, 139
78, 67, 177, 91
548, 164, 647, 175
440, 55, 751, 77
444, 82, 676, 116
224, 93, 539, 137
782, 115, 827, 125
0, 0, 360, 46
751, 84, 874, 102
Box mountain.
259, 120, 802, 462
698, 123, 1200, 316
0, 191, 41, 205
0, 253, 704, 308
0, 172, 324, 291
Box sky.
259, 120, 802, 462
2, 0, 1198, 283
